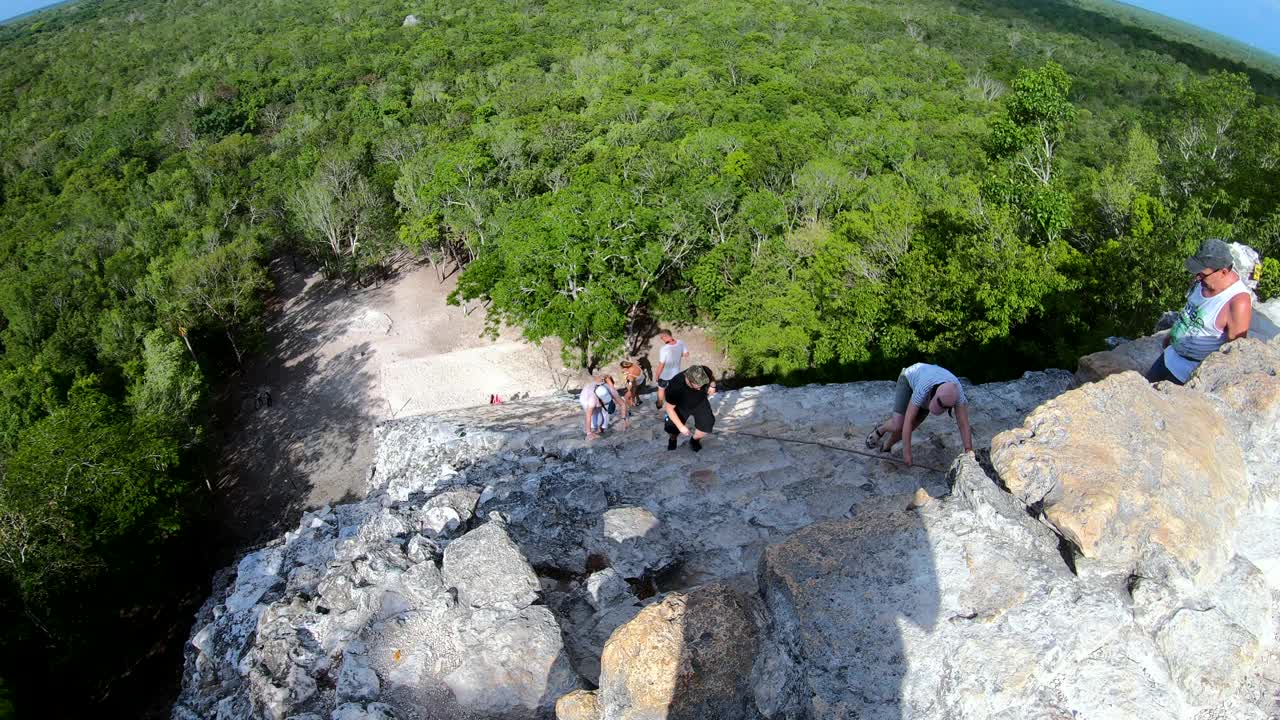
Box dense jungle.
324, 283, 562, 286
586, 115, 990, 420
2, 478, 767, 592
0, 0, 1278, 715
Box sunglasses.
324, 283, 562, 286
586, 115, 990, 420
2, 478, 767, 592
1195, 267, 1223, 282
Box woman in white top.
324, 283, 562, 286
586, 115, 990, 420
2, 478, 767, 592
579, 375, 628, 439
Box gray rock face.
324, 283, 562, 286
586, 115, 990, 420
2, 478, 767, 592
442, 519, 540, 610
444, 606, 580, 715
599, 506, 676, 579
556, 569, 643, 684
174, 363, 1280, 720
753, 459, 1240, 720
482, 470, 609, 575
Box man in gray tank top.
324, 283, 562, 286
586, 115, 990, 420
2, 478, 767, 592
1146, 238, 1253, 385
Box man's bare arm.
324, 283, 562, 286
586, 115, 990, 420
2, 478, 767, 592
955, 404, 973, 453
1223, 293, 1252, 341
664, 402, 689, 435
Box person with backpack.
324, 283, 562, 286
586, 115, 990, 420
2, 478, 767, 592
1146, 238, 1254, 385
580, 375, 628, 439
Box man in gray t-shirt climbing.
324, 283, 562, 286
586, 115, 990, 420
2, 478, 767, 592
865, 362, 973, 467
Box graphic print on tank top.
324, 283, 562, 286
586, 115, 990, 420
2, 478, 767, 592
1169, 303, 1209, 346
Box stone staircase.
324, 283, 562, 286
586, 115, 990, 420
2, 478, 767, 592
172, 349, 1280, 720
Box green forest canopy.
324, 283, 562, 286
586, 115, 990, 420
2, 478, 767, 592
0, 0, 1278, 714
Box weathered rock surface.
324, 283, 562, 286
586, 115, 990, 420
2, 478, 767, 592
442, 518, 540, 609
1252, 297, 1280, 341
1075, 332, 1164, 384
991, 372, 1247, 587
555, 690, 602, 720
755, 456, 1277, 719
175, 363, 1280, 720
598, 583, 759, 720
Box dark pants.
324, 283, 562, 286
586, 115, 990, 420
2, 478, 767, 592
664, 402, 715, 435
1145, 353, 1185, 385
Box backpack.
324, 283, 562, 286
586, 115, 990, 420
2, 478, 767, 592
1228, 242, 1262, 293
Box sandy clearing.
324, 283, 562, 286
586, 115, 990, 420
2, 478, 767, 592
212, 259, 729, 549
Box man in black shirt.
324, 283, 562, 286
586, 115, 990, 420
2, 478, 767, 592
662, 365, 717, 452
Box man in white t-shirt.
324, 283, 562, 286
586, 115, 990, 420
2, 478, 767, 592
653, 329, 689, 410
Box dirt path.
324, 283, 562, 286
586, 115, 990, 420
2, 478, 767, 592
211, 260, 730, 550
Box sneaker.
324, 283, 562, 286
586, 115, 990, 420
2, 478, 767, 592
667, 434, 678, 451
690, 437, 702, 453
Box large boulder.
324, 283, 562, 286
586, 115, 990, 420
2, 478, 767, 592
1186, 338, 1280, 480
991, 372, 1247, 587
755, 466, 1190, 720
595, 583, 759, 720
444, 606, 582, 716
482, 470, 609, 576
1074, 333, 1164, 384
441, 518, 540, 610
599, 506, 677, 579
1187, 337, 1280, 418
1251, 297, 1280, 341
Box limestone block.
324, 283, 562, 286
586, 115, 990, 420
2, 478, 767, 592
600, 506, 677, 579
555, 689, 601, 720
757, 506, 1159, 720
584, 569, 631, 612
485, 472, 609, 575
226, 547, 284, 612
1156, 606, 1260, 705
330, 703, 398, 720
991, 372, 1247, 586
1189, 338, 1280, 506
443, 606, 581, 716
597, 583, 759, 720
441, 520, 539, 610
337, 653, 380, 702
418, 506, 461, 537
1074, 333, 1164, 385
556, 568, 644, 684
424, 489, 481, 523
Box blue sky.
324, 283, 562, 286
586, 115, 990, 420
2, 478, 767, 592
0, 0, 62, 22
1122, 0, 1280, 56
0, 0, 1278, 58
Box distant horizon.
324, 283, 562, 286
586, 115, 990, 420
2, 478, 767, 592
1120, 0, 1280, 57
0, 0, 1278, 61
0, 0, 72, 23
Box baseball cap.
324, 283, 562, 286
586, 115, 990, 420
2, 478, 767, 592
684, 365, 710, 386
1185, 238, 1234, 274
